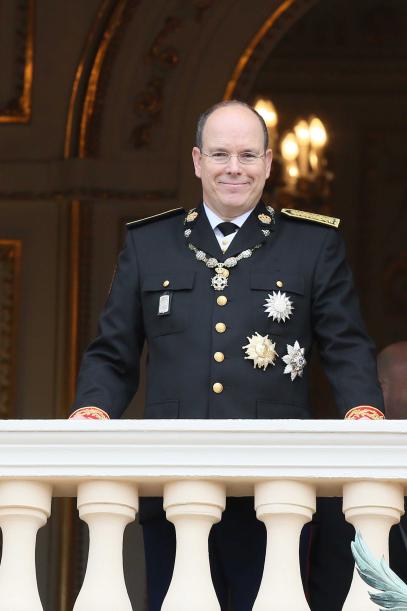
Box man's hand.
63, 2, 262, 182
69, 407, 110, 420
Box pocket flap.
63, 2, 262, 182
142, 271, 195, 292
251, 272, 304, 295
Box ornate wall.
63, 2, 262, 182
0, 0, 406, 609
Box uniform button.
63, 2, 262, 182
214, 352, 224, 362
215, 322, 226, 333
213, 382, 223, 393
276, 280, 283, 288
217, 295, 228, 306
163, 280, 170, 287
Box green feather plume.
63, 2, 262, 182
351, 530, 407, 610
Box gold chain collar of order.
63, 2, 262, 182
184, 206, 275, 291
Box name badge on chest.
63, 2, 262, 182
158, 291, 172, 316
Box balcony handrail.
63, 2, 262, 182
1, 419, 407, 610
0, 419, 407, 493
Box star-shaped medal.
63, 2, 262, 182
282, 341, 306, 380
264, 291, 294, 322
242, 332, 278, 370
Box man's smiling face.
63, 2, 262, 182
192, 104, 272, 220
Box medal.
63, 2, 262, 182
243, 332, 278, 370
189, 244, 261, 291
186, 210, 198, 223
264, 291, 294, 322
211, 275, 228, 290
184, 207, 273, 291
282, 341, 306, 380
258, 213, 272, 224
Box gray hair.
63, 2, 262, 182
195, 100, 269, 151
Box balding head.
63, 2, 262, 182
196, 100, 269, 152
192, 101, 272, 219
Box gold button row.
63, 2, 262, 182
215, 322, 226, 333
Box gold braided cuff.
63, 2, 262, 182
344, 406, 385, 420
69, 407, 110, 420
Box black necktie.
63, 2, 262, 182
217, 222, 238, 236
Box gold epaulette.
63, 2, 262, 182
126, 207, 184, 228
281, 208, 340, 229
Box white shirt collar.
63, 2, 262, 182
203, 203, 253, 230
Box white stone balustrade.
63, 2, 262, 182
73, 480, 139, 611
0, 419, 407, 611
162, 480, 226, 611
253, 480, 316, 611
0, 480, 52, 611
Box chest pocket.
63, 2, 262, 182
142, 271, 195, 337
250, 272, 305, 295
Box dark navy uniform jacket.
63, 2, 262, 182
73, 201, 384, 418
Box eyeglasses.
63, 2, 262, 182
201, 151, 265, 165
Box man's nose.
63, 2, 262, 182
225, 154, 242, 173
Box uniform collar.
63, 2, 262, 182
222, 200, 274, 258
203, 203, 253, 230
188, 201, 275, 260
190, 203, 224, 258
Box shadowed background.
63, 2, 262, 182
1, 0, 406, 609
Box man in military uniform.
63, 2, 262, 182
70, 101, 385, 610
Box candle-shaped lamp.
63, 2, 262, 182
309, 117, 327, 174
294, 119, 310, 177
281, 132, 299, 188
254, 98, 278, 150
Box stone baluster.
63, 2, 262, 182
161, 480, 226, 611
253, 480, 316, 611
342, 480, 404, 610
73, 480, 138, 611
0, 480, 52, 611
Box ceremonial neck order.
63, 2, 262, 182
183, 205, 275, 291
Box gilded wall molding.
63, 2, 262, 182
132, 0, 216, 148
224, 0, 318, 101
79, 0, 141, 158
65, 0, 141, 159
0, 240, 21, 418
64, 0, 112, 159
0, 0, 34, 124
79, 0, 132, 158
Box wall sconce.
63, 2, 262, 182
254, 97, 333, 212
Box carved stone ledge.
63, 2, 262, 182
0, 188, 176, 202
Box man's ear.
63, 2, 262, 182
192, 147, 202, 178
265, 148, 273, 178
